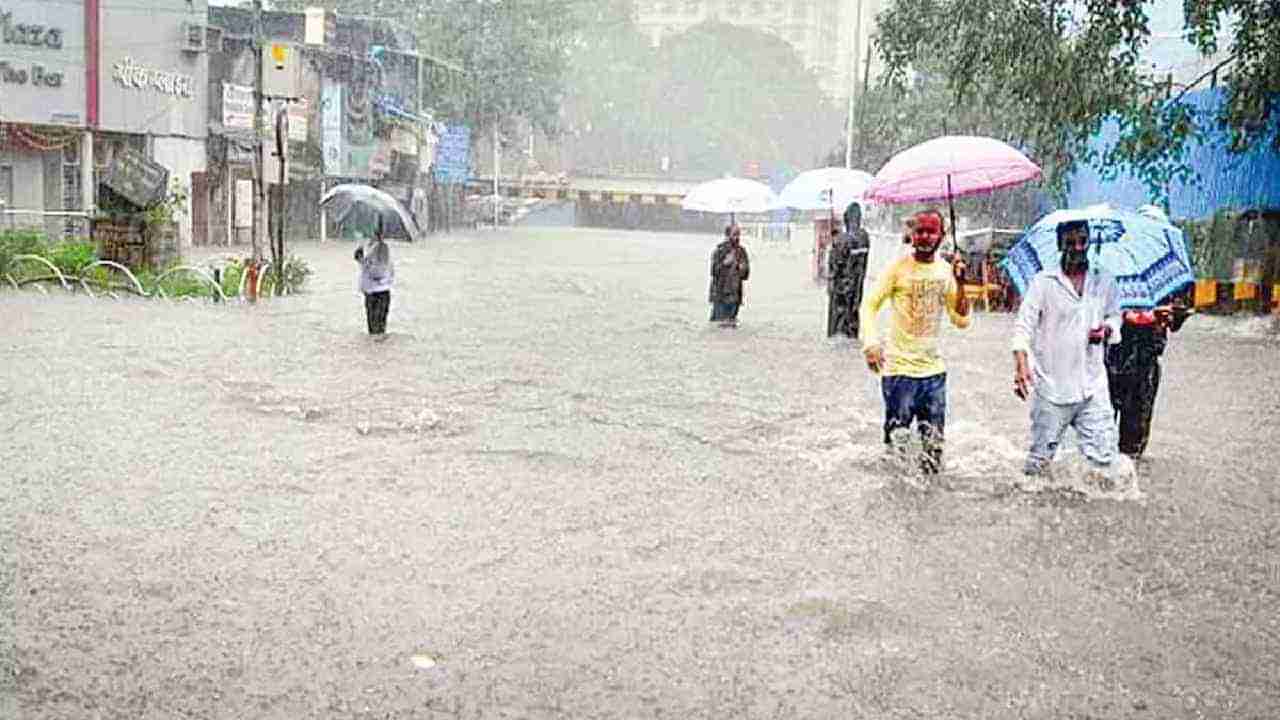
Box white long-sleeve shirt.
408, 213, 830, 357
357, 239, 394, 294
1011, 267, 1121, 405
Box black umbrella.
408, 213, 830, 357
320, 184, 421, 241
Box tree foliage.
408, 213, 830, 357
874, 0, 1280, 201
824, 65, 1047, 228
273, 0, 578, 137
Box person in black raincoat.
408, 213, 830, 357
826, 201, 871, 338
1105, 293, 1192, 459
709, 224, 750, 326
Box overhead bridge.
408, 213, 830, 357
465, 174, 787, 234
468, 175, 706, 206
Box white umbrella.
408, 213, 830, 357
680, 177, 778, 220
776, 167, 874, 213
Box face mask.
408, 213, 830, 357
1062, 246, 1089, 271
1059, 229, 1089, 272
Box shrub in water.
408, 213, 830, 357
0, 230, 48, 279
45, 241, 98, 276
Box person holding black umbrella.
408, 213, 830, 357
354, 218, 395, 336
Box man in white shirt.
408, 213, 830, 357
1011, 219, 1122, 475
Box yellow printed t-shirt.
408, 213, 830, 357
859, 255, 971, 378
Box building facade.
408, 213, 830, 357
205, 6, 428, 247
0, 0, 90, 237
633, 0, 885, 102
0, 0, 208, 245
98, 0, 208, 247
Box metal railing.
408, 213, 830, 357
1, 207, 92, 237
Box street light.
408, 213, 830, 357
844, 0, 864, 169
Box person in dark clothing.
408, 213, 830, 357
709, 224, 750, 327
1105, 295, 1192, 459
826, 201, 871, 338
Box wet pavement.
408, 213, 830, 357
3, 227, 1278, 718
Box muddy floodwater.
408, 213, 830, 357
3, 228, 1278, 718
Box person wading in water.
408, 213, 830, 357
354, 218, 394, 337
1106, 294, 1192, 460
1011, 219, 1122, 477
709, 224, 750, 328
826, 201, 871, 339
860, 209, 971, 474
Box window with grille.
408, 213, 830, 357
0, 165, 12, 209
61, 144, 83, 237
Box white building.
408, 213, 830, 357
0, 0, 208, 247
633, 0, 886, 102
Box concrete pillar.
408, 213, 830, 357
319, 177, 327, 243
81, 131, 95, 222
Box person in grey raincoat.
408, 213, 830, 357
827, 201, 871, 338
354, 219, 394, 336
708, 224, 750, 326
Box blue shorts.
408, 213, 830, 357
881, 373, 947, 444
710, 302, 740, 321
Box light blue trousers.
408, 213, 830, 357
1024, 391, 1117, 475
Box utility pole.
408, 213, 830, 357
252, 0, 265, 265
273, 102, 286, 292
858, 43, 872, 161
493, 120, 500, 228
844, 0, 864, 169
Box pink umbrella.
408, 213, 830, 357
867, 135, 1042, 249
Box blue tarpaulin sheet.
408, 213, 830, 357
1066, 88, 1280, 221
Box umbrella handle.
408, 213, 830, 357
947, 174, 959, 256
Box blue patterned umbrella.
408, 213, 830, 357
1002, 205, 1195, 309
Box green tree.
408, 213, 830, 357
832, 60, 1027, 173
274, 0, 578, 137
874, 0, 1280, 200
827, 64, 1047, 228
558, 0, 658, 174
648, 22, 842, 177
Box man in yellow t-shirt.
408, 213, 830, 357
859, 209, 972, 473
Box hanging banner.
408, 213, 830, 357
321, 79, 342, 175
222, 83, 254, 129
432, 125, 471, 184
287, 99, 309, 142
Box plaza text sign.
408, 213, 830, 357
0, 7, 66, 89
1, 8, 63, 48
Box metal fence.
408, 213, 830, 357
1, 206, 92, 239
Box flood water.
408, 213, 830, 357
4, 227, 1278, 718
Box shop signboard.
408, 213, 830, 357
102, 146, 170, 208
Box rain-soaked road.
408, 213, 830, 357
3, 227, 1279, 718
